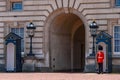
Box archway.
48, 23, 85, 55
73, 26, 85, 72
49, 13, 85, 72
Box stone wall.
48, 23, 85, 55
0, 0, 120, 72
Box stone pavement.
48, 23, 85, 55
0, 73, 120, 80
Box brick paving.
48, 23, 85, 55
0, 73, 120, 80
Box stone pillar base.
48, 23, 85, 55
85, 56, 96, 72
22, 56, 36, 72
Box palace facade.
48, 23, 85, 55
0, 0, 120, 72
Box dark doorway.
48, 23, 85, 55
73, 26, 85, 72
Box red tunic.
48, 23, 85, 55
97, 51, 104, 63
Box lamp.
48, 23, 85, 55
26, 21, 36, 56
89, 21, 99, 56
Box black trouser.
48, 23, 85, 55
98, 63, 103, 73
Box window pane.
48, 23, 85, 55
115, 46, 120, 52
11, 28, 16, 33
11, 28, 24, 52
114, 33, 120, 38
16, 29, 19, 34
114, 33, 117, 38
115, 40, 120, 46
114, 26, 120, 52
115, 46, 117, 52
20, 28, 24, 33
12, 2, 22, 11
114, 26, 118, 32
115, 0, 120, 6
115, 46, 118, 52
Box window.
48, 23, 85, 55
12, 2, 22, 11
11, 28, 24, 52
115, 0, 120, 6
113, 26, 120, 53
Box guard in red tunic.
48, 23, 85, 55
96, 45, 104, 74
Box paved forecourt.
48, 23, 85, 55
0, 73, 120, 80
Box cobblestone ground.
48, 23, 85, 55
0, 73, 120, 80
